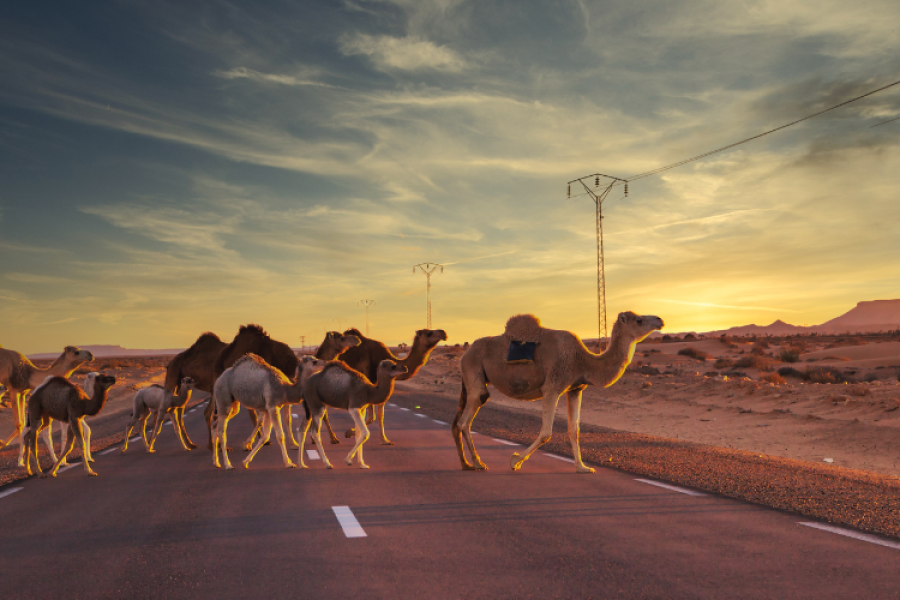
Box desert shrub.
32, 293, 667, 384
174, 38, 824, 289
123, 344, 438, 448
714, 357, 733, 369
683, 333, 697, 341
751, 345, 766, 356
734, 355, 775, 371
864, 372, 878, 383
779, 349, 800, 363
805, 366, 850, 385
678, 347, 710, 361
778, 366, 805, 379
756, 339, 770, 349
761, 372, 786, 385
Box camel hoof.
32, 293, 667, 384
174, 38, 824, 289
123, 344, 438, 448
345, 429, 355, 438
475, 462, 488, 470
187, 443, 198, 450
285, 462, 297, 469
329, 438, 340, 445
360, 464, 370, 469
87, 471, 98, 477
576, 466, 596, 474
325, 463, 334, 469
40, 473, 49, 479
382, 440, 395, 446
225, 465, 234, 470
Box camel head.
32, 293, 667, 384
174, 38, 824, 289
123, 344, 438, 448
294, 355, 325, 380
611, 312, 664, 344
83, 372, 99, 397
339, 333, 361, 350
377, 359, 408, 380
64, 346, 94, 364
91, 373, 117, 393
413, 329, 448, 350
180, 376, 197, 391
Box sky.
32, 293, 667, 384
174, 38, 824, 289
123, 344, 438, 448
1, 0, 899, 355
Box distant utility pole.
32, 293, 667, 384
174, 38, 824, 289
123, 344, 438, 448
359, 299, 376, 336
413, 263, 443, 329
299, 335, 305, 351
566, 173, 629, 344
332, 317, 346, 333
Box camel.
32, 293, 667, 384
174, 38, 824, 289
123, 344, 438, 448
0, 346, 94, 466
122, 377, 197, 453
337, 327, 447, 445
23, 373, 116, 477
164, 332, 227, 450
452, 311, 663, 473
299, 359, 407, 469
211, 354, 323, 470
206, 325, 359, 451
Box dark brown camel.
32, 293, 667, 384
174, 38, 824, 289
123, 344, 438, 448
164, 332, 227, 450
205, 325, 360, 450
337, 328, 447, 445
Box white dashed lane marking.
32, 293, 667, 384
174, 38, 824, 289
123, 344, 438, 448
799, 522, 900, 550
433, 420, 448, 425
544, 453, 575, 464
99, 447, 120, 455
333, 506, 367, 538
493, 439, 519, 446
634, 479, 705, 497
0, 487, 23, 499
415, 414, 427, 418
399, 408, 411, 412
387, 403, 396, 407
306, 449, 320, 460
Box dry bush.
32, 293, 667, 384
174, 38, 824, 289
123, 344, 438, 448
778, 349, 800, 363
714, 357, 733, 369
806, 366, 850, 385
734, 355, 776, 372
778, 367, 805, 379
761, 372, 786, 385
678, 347, 710, 361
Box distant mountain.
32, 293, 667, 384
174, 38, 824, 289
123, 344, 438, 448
28, 344, 185, 360
700, 299, 900, 337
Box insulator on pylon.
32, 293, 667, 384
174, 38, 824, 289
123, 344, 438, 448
624, 182, 629, 196
567, 184, 571, 198
594, 176, 600, 186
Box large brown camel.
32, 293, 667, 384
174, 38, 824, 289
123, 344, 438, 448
163, 332, 227, 450
0, 346, 94, 466
206, 325, 360, 450
336, 327, 447, 445
453, 312, 663, 473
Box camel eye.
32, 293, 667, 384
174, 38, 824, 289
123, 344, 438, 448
637, 318, 643, 324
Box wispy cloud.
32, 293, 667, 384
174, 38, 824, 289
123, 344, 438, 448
339, 33, 466, 72
212, 67, 334, 88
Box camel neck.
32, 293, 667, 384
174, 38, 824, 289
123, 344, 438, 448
83, 388, 110, 417
580, 328, 636, 388
396, 342, 434, 380
368, 374, 396, 405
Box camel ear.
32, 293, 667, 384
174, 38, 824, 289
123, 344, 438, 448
618, 313, 626, 324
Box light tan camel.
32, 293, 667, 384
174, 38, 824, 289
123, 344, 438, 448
337, 328, 447, 445
23, 373, 116, 477
0, 346, 94, 466
299, 359, 407, 469
212, 354, 323, 470
453, 312, 663, 473
122, 377, 197, 453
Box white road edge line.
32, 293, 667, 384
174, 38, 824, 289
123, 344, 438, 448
545, 453, 575, 463
332, 506, 367, 538
307, 449, 320, 460
387, 403, 396, 407
57, 462, 79, 473
433, 420, 448, 425
799, 522, 900, 550
634, 478, 706, 497
99, 447, 120, 455
399, 407, 411, 412
415, 414, 427, 418
0, 487, 23, 499
130, 436, 140, 442
493, 439, 519, 446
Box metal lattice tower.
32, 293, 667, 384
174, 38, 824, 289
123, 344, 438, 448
413, 263, 443, 329
359, 299, 376, 336
566, 173, 628, 345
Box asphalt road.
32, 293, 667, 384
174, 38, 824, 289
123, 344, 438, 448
1, 391, 899, 600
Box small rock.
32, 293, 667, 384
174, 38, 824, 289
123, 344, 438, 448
823, 458, 834, 463
641, 381, 652, 389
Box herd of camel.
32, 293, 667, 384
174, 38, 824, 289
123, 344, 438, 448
0, 310, 663, 478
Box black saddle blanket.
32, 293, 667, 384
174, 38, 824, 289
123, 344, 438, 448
506, 341, 537, 363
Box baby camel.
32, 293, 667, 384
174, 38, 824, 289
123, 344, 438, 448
122, 377, 197, 453
212, 354, 322, 470
300, 359, 407, 469
23, 373, 116, 477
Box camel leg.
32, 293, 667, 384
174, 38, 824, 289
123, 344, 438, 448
170, 408, 192, 451
312, 412, 334, 469
0, 391, 23, 449
271, 408, 295, 468
346, 408, 371, 469
58, 420, 71, 466
82, 421, 94, 463
322, 411, 340, 444
373, 404, 393, 445
242, 411, 272, 468
566, 389, 595, 474
243, 413, 265, 452
70, 420, 97, 476
455, 383, 489, 470
46, 424, 78, 478
216, 403, 239, 470
285, 407, 299, 449
511, 392, 561, 471
123, 414, 139, 453
175, 406, 198, 449
23, 426, 35, 476
13, 392, 27, 466
40, 421, 59, 464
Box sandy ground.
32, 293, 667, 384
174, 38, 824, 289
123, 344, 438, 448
397, 336, 900, 479
3, 336, 900, 480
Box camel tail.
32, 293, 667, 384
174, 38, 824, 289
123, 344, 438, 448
452, 381, 467, 430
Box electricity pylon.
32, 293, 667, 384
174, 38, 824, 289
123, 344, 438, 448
413, 263, 443, 329
566, 173, 628, 345
359, 299, 375, 336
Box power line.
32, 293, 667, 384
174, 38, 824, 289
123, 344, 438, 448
412, 263, 443, 329
359, 299, 375, 336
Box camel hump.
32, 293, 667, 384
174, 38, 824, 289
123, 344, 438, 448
238, 324, 268, 337
233, 353, 269, 369
504, 314, 541, 343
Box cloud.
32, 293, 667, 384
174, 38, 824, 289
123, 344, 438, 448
212, 67, 333, 88
339, 33, 466, 72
